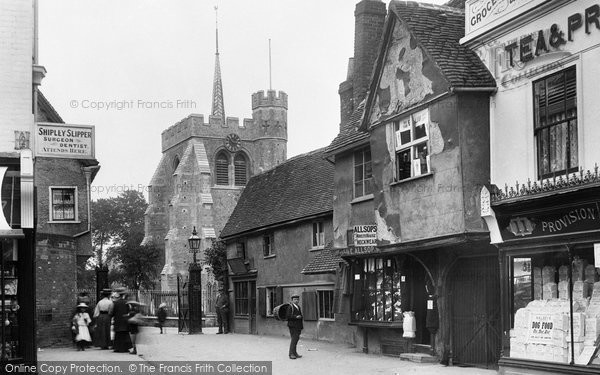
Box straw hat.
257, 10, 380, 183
76, 303, 88, 308
159, 302, 167, 308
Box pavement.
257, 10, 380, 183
37, 327, 497, 375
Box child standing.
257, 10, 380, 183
73, 303, 92, 351
157, 303, 167, 334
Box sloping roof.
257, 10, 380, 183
445, 0, 465, 9
37, 91, 64, 123
389, 1, 495, 88
301, 242, 347, 274
324, 100, 368, 155
220, 148, 333, 238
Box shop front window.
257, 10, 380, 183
1, 239, 19, 361
352, 257, 404, 322
506, 246, 600, 367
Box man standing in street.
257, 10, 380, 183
286, 295, 303, 359
215, 288, 230, 334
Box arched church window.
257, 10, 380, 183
234, 153, 248, 186
216, 152, 229, 185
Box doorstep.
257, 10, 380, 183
399, 353, 438, 363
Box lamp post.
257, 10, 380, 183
188, 226, 203, 333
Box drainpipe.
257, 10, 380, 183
82, 165, 101, 233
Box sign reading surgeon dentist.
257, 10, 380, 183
36, 123, 95, 159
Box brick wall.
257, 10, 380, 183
352, 0, 386, 107
0, 0, 34, 153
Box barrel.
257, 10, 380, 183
272, 303, 290, 321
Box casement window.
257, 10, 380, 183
236, 240, 246, 259
234, 153, 248, 186
318, 290, 334, 319
234, 281, 249, 316
215, 152, 229, 185
312, 221, 325, 248
50, 187, 77, 221
353, 147, 373, 198
394, 109, 430, 181
263, 233, 275, 257
533, 66, 578, 179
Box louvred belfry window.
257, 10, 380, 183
234, 153, 247, 186
215, 152, 229, 185
533, 66, 578, 179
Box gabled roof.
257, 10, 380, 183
220, 147, 333, 239
389, 1, 494, 89
301, 242, 347, 274
325, 100, 369, 156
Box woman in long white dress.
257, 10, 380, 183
73, 303, 92, 351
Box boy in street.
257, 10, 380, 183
286, 295, 303, 359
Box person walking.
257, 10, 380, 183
157, 303, 167, 334
215, 288, 230, 334
286, 295, 303, 359
111, 288, 132, 353
127, 301, 143, 355
93, 289, 113, 349
72, 303, 92, 351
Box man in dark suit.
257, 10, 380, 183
111, 288, 132, 353
215, 288, 230, 334
286, 295, 303, 359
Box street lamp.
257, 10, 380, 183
187, 226, 203, 334
188, 226, 202, 263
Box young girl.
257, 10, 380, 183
157, 303, 167, 334
73, 303, 92, 351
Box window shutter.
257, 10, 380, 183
302, 291, 318, 321
275, 286, 283, 305
258, 288, 266, 317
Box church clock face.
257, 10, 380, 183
224, 133, 241, 152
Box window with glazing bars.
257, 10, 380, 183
51, 188, 76, 221
353, 147, 373, 198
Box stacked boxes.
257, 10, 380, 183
542, 266, 557, 299
533, 267, 543, 300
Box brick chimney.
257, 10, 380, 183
339, 0, 386, 130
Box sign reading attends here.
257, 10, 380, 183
527, 312, 554, 344
465, 0, 540, 35
353, 225, 377, 247
36, 123, 95, 159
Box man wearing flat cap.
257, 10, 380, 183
215, 288, 230, 334
286, 295, 303, 359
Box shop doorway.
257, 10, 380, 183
448, 255, 501, 368
406, 258, 430, 345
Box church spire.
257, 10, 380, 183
211, 5, 225, 123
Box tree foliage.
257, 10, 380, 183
204, 239, 228, 283
91, 190, 161, 290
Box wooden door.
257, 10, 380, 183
449, 255, 501, 368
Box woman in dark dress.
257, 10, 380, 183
111, 288, 132, 353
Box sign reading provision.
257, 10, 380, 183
35, 123, 95, 159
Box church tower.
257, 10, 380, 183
143, 7, 288, 292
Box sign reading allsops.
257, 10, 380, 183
353, 225, 377, 247
36, 123, 95, 159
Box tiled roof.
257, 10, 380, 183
37, 91, 64, 123
390, 1, 495, 88
325, 100, 369, 155
220, 147, 333, 238
301, 242, 347, 274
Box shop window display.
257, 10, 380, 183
0, 239, 19, 361
352, 257, 404, 322
507, 246, 600, 366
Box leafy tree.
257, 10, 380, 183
91, 190, 161, 290
204, 239, 228, 283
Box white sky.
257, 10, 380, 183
38, 0, 449, 200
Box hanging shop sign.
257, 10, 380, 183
353, 225, 377, 247
35, 123, 95, 159
499, 203, 600, 241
